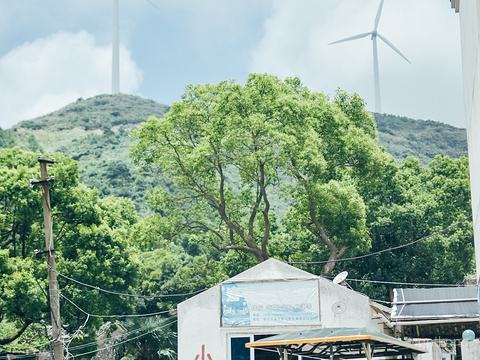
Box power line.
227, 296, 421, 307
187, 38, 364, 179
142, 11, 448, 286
1, 318, 177, 359
289, 215, 472, 265
325, 275, 461, 288
68, 318, 177, 359
60, 293, 174, 318
46, 262, 206, 299
66, 317, 174, 353
45, 215, 472, 303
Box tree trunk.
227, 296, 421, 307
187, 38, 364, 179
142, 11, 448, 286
321, 246, 347, 276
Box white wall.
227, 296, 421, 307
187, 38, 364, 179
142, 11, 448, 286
177, 285, 224, 360
318, 278, 378, 330
462, 340, 480, 359
458, 0, 480, 279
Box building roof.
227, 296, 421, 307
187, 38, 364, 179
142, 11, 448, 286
224, 258, 317, 283
245, 327, 427, 359
391, 286, 479, 339
391, 287, 478, 321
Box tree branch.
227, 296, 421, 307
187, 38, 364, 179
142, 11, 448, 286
0, 319, 33, 345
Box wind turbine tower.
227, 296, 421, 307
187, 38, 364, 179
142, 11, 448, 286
111, 0, 157, 95
112, 0, 120, 94
329, 0, 410, 113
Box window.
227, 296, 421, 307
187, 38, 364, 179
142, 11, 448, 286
231, 337, 251, 360
229, 335, 315, 360
229, 335, 280, 360
253, 335, 279, 360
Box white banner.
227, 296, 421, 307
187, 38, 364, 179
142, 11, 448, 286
221, 280, 319, 326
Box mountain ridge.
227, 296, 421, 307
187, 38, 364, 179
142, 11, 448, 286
4, 93, 468, 212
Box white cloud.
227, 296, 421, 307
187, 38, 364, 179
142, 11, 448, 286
0, 30, 143, 129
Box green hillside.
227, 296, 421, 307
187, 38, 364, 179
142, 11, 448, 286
4, 94, 468, 211
9, 94, 170, 214
374, 113, 468, 166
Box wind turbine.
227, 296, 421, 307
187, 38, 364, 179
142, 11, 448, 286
329, 0, 410, 113
111, 0, 157, 94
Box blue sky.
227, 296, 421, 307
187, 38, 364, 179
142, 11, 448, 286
0, 0, 464, 129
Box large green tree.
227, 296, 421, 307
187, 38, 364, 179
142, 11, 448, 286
347, 155, 474, 301
0, 148, 139, 348
281, 89, 392, 275
0, 148, 42, 259
130, 74, 390, 273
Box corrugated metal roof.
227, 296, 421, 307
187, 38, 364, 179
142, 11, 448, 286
246, 327, 427, 359
391, 287, 478, 321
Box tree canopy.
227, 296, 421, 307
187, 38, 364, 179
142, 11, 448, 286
0, 148, 139, 349
130, 73, 392, 273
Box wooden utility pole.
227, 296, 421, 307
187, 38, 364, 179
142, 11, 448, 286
32, 156, 63, 360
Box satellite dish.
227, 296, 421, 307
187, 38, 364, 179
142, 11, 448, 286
333, 271, 348, 284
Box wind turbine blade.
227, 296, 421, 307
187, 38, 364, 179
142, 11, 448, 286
329, 32, 372, 45
374, 0, 384, 31
146, 0, 158, 9
377, 33, 411, 64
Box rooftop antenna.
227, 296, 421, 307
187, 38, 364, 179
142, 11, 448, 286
329, 0, 410, 113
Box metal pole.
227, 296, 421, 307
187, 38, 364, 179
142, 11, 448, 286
34, 156, 63, 360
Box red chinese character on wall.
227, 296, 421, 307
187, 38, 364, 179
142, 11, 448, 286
195, 344, 213, 360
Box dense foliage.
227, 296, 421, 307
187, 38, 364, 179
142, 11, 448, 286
0, 127, 16, 148
0, 149, 141, 355
130, 75, 386, 272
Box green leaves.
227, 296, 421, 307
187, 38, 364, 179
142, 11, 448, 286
130, 73, 389, 272
0, 251, 47, 322
0, 148, 141, 348
350, 155, 474, 301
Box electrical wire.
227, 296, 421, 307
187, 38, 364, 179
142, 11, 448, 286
66, 317, 177, 358
289, 215, 472, 265
69, 318, 177, 359
66, 317, 174, 353
0, 318, 177, 360
60, 293, 174, 318
46, 215, 471, 303
47, 262, 206, 299
18, 214, 470, 358
62, 313, 90, 357
325, 275, 461, 288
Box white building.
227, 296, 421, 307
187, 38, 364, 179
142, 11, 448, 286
451, 0, 480, 280
450, 1, 480, 357
177, 259, 397, 360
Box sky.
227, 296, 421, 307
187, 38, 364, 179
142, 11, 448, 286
0, 0, 465, 130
